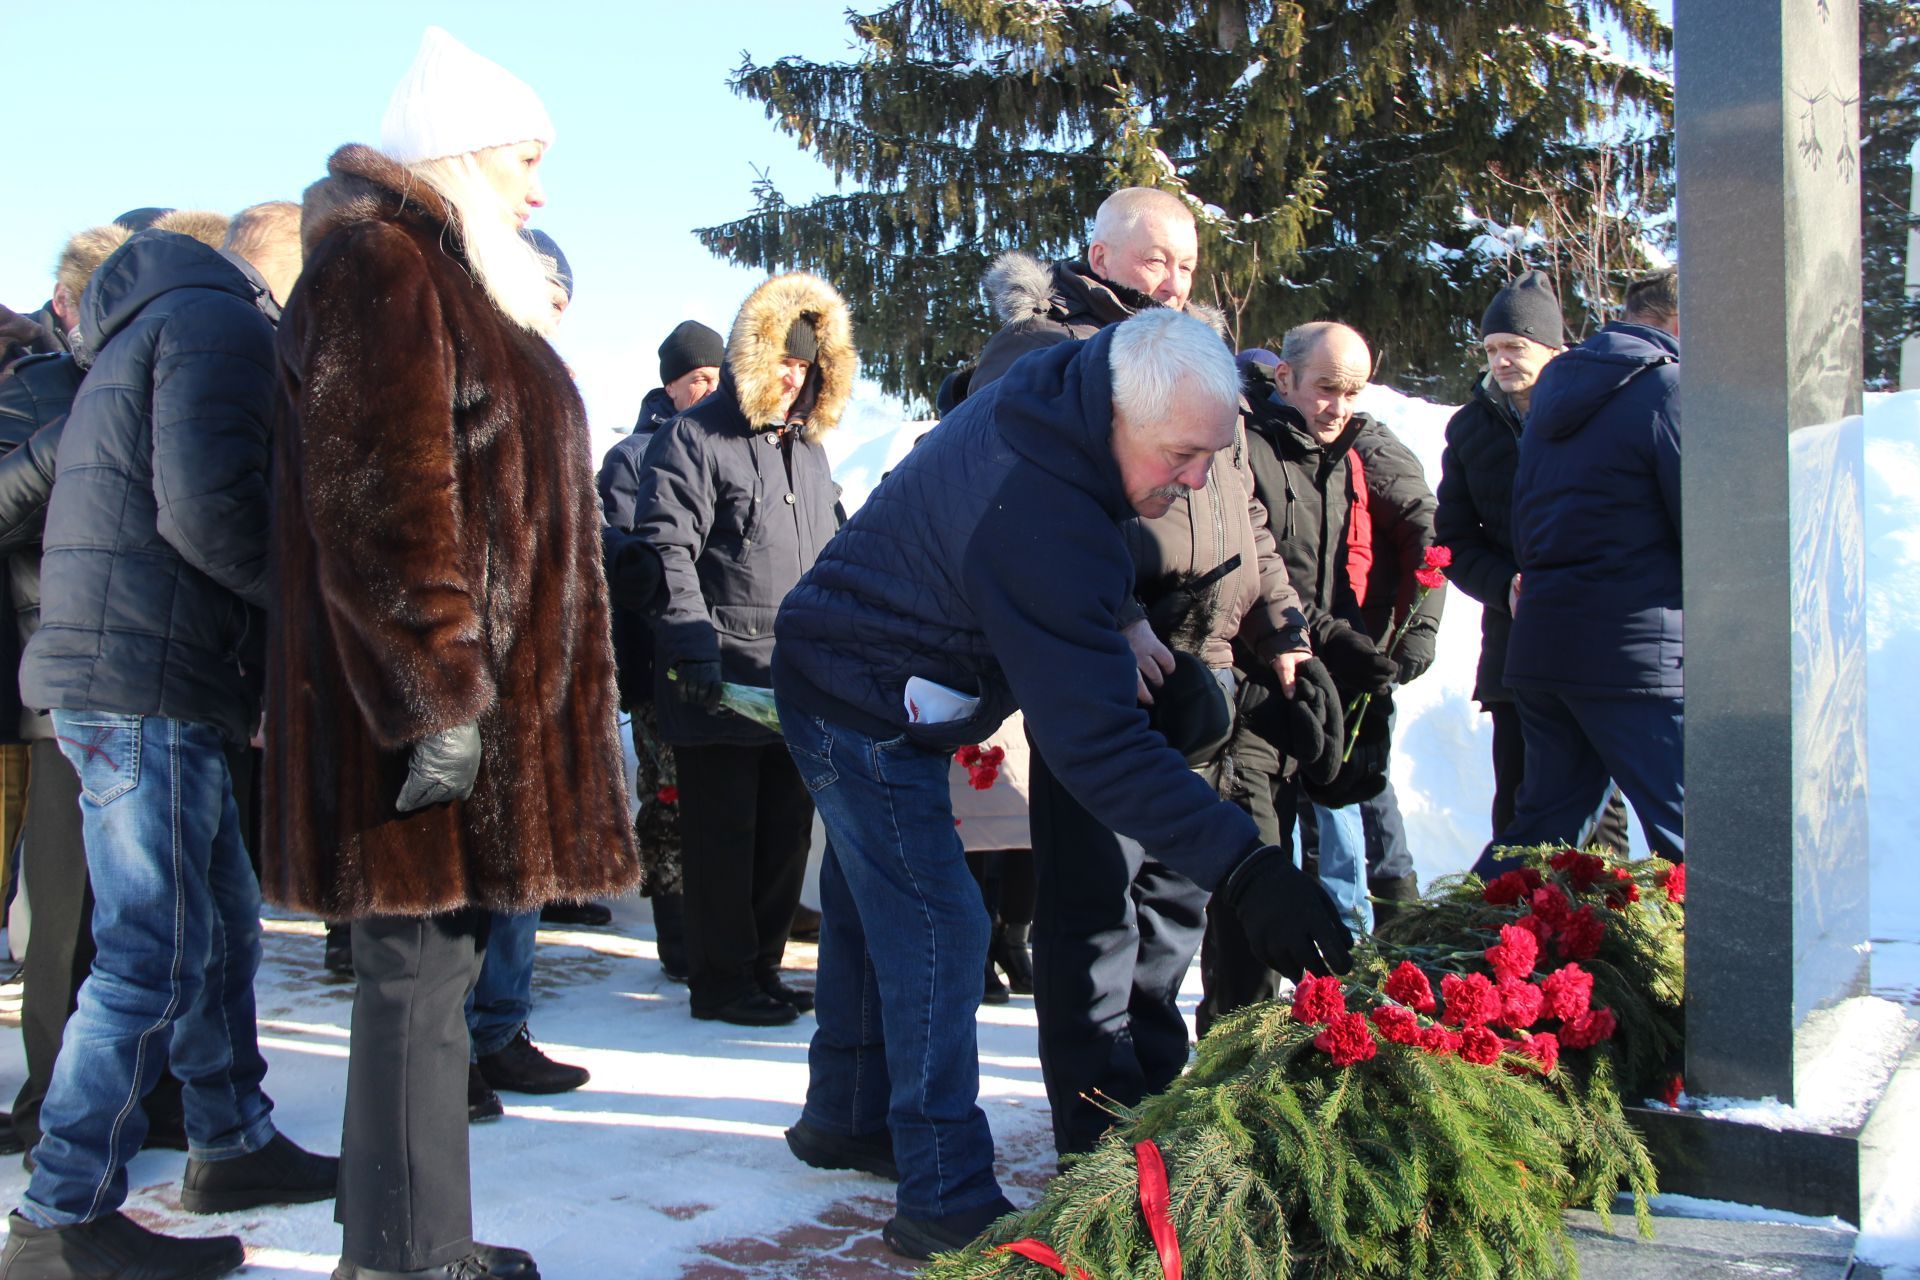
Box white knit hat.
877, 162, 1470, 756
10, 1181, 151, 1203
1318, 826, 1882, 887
379, 26, 555, 164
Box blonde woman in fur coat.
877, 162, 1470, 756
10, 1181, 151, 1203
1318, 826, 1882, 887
267, 29, 636, 1280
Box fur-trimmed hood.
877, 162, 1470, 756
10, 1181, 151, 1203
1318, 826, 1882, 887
726, 271, 856, 442
983, 250, 1229, 337
301, 144, 456, 262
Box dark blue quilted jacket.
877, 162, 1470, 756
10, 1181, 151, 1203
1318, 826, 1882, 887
774, 327, 1262, 890
20, 231, 276, 743
1506, 322, 1682, 697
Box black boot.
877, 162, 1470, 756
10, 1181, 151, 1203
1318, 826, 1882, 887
329, 1243, 537, 1280
180, 1132, 338, 1214
539, 900, 612, 927
883, 1195, 1017, 1261
785, 1119, 898, 1180
982, 955, 1009, 1006
323, 923, 355, 978
760, 975, 815, 1013
789, 902, 822, 942
0, 1210, 244, 1280
991, 922, 1034, 995
652, 892, 689, 983
1368, 872, 1420, 932
468, 1063, 504, 1124
476, 1028, 589, 1095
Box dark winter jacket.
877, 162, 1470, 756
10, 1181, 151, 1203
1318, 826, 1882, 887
0, 352, 82, 741
598, 387, 682, 710
1506, 322, 1681, 697
0, 302, 61, 381
20, 231, 276, 744
1351, 419, 1445, 683
1435, 377, 1526, 703
774, 324, 1264, 892
1240, 376, 1366, 629
268, 143, 637, 919
633, 272, 851, 747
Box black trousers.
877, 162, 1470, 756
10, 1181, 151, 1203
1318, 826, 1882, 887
12, 740, 89, 1147
675, 742, 813, 1012
339, 911, 488, 1271
1029, 748, 1207, 1157
1488, 701, 1632, 852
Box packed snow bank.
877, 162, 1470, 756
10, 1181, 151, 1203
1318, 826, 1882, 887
1674, 996, 1917, 1133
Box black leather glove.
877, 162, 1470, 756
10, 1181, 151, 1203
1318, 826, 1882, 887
601, 526, 667, 615
671, 659, 724, 712
1225, 846, 1355, 980
1302, 689, 1393, 809
1311, 616, 1397, 697
396, 722, 482, 813
1240, 658, 1345, 787
1394, 622, 1437, 685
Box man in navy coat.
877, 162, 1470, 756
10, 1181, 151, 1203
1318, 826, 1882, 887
1475, 270, 1684, 874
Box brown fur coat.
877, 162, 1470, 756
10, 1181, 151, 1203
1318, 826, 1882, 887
264, 144, 637, 918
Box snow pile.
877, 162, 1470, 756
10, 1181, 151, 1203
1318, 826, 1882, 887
1681, 996, 1917, 1134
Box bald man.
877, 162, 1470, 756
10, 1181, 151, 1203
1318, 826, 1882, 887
971, 187, 1201, 389
1200, 322, 1409, 1031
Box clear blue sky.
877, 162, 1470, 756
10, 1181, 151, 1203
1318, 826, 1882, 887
0, 1, 871, 440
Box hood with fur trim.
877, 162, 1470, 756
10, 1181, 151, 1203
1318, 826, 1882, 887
726, 271, 856, 442
983, 250, 1228, 337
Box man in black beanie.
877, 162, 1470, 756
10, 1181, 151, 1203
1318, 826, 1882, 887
637, 320, 726, 434
1436, 270, 1630, 850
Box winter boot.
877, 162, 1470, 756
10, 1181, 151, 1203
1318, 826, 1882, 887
539, 900, 612, 927
652, 892, 689, 983
1368, 873, 1420, 932
990, 922, 1034, 995
476, 1028, 589, 1095
882, 1195, 1017, 1261
0, 1210, 244, 1280
760, 975, 815, 1013
323, 924, 354, 979
468, 1064, 504, 1124
329, 1243, 537, 1280
179, 1132, 339, 1214
785, 1119, 898, 1180
981, 954, 1009, 1005
789, 902, 822, 942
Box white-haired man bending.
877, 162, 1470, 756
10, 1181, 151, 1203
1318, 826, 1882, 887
769, 308, 1353, 1262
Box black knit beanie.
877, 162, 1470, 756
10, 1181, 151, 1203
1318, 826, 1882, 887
1479, 270, 1565, 347
784, 314, 820, 363
658, 320, 726, 384
519, 228, 573, 299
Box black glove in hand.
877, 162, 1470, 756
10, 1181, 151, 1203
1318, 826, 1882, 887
1311, 617, 1397, 697
396, 722, 482, 814
672, 659, 724, 712
1226, 846, 1355, 980
1241, 658, 1345, 787
1394, 624, 1437, 685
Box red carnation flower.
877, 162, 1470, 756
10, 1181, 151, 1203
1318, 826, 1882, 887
1659, 863, 1686, 904
1540, 964, 1594, 1022
1440, 972, 1501, 1028
955, 745, 981, 766
1314, 1011, 1378, 1066
1547, 848, 1607, 890
981, 746, 1005, 766
1606, 878, 1642, 908
1418, 1025, 1463, 1056
1384, 961, 1438, 1013
655, 785, 680, 806
1485, 923, 1540, 983
1560, 1006, 1618, 1050
1292, 975, 1347, 1025
1497, 980, 1544, 1029
1484, 867, 1545, 906
1424, 544, 1454, 570
1661, 1074, 1685, 1107
1414, 566, 1447, 591
1558, 906, 1605, 960
1459, 1025, 1503, 1065
1514, 1032, 1560, 1075
1371, 1004, 1424, 1045
1512, 913, 1555, 949
1529, 885, 1572, 925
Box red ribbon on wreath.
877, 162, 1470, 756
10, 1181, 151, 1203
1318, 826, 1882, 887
993, 1140, 1181, 1279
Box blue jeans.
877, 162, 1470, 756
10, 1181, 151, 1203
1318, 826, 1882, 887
1311, 802, 1373, 933
466, 911, 537, 1058
24, 712, 275, 1227
776, 696, 1003, 1220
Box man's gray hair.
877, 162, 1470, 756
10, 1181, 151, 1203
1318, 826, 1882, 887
1109, 308, 1240, 427
1091, 186, 1193, 249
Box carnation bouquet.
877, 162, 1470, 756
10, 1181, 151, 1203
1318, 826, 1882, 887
920, 846, 1682, 1279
